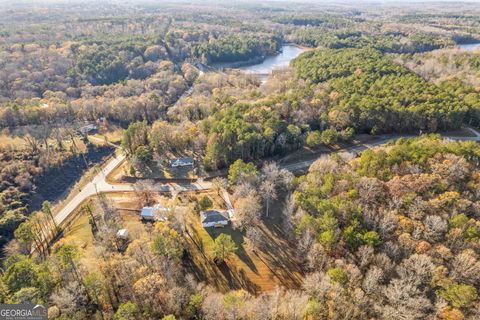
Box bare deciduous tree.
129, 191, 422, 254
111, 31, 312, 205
246, 227, 264, 252
451, 250, 480, 285
423, 215, 447, 243
362, 266, 384, 295
134, 179, 156, 207
260, 180, 277, 217
233, 192, 262, 230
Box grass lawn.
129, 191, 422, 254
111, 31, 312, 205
52, 190, 303, 294
107, 159, 198, 183
53, 203, 97, 271
184, 195, 303, 294
53, 192, 169, 272
88, 124, 124, 146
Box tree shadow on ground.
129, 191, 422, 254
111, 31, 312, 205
206, 225, 258, 273
184, 204, 304, 293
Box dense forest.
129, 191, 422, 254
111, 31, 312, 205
292, 47, 480, 133
0, 0, 480, 319
192, 35, 281, 63
289, 136, 480, 319
122, 45, 480, 171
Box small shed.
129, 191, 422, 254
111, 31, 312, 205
140, 204, 168, 221
201, 210, 230, 228
116, 229, 129, 240
140, 207, 155, 221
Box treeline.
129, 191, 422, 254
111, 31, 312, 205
191, 35, 281, 64
290, 29, 454, 53
0, 61, 197, 128
292, 47, 480, 133
272, 13, 356, 28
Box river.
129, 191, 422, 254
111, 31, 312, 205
458, 43, 480, 51
238, 45, 305, 75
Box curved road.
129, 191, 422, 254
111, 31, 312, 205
53, 128, 480, 229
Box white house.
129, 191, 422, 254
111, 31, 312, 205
170, 157, 194, 168
200, 210, 230, 228
140, 204, 168, 221
77, 124, 97, 135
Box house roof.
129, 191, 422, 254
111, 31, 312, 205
171, 157, 194, 165
201, 210, 230, 224
141, 205, 168, 221
141, 207, 155, 217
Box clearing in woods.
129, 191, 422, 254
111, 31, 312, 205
54, 191, 303, 293
184, 192, 303, 293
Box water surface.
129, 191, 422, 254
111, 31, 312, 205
458, 43, 480, 51
239, 45, 305, 74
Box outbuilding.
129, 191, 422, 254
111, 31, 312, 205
140, 207, 155, 221
140, 204, 168, 221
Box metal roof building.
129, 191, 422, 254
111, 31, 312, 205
200, 210, 230, 228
